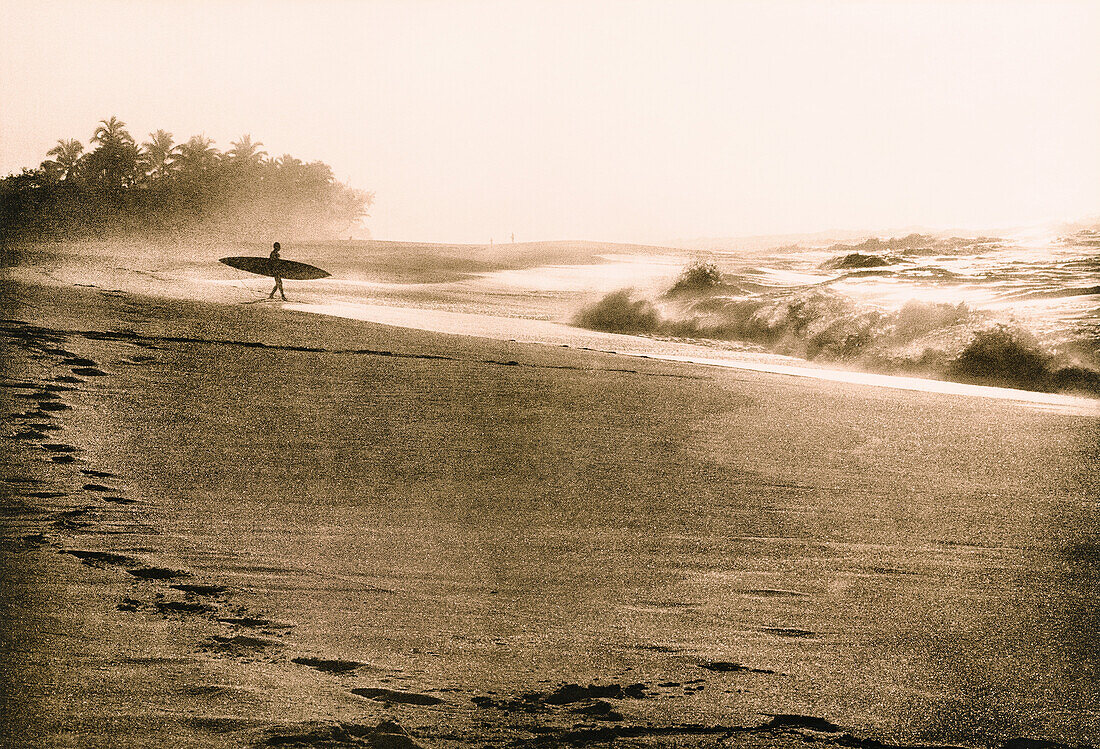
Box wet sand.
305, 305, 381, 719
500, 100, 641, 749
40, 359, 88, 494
1, 277, 1097, 748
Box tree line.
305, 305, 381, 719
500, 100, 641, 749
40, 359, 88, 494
0, 117, 373, 246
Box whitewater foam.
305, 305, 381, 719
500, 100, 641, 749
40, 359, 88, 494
285, 301, 1099, 416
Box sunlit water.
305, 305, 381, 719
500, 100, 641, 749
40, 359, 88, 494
262, 231, 1100, 402
259, 228, 1100, 414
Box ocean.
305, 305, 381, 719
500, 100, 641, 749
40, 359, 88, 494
220, 228, 1100, 412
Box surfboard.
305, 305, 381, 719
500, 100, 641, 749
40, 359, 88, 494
219, 256, 331, 280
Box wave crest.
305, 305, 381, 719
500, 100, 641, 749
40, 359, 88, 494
574, 290, 661, 334
948, 326, 1100, 393
574, 277, 1100, 395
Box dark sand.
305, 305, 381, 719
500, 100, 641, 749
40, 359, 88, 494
1, 278, 1097, 748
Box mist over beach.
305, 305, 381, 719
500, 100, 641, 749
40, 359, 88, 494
2, 2, 1099, 748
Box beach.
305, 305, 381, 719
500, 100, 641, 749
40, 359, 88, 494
2, 273, 1098, 748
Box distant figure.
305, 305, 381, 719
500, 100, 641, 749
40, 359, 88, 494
268, 241, 287, 300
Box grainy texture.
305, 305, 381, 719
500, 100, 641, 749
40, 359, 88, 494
2, 279, 1097, 748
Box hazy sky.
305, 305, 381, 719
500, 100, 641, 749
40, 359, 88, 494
2, 0, 1098, 244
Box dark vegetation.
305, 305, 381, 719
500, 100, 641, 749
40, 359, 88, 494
0, 117, 372, 247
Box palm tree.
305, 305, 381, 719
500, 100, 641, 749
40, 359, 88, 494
173, 135, 222, 181
85, 117, 140, 190
45, 139, 84, 180
141, 130, 177, 180
91, 116, 135, 148
274, 153, 302, 170
227, 134, 266, 167
179, 135, 218, 162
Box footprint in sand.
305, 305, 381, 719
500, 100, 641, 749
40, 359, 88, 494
81, 469, 116, 478
0, 380, 35, 390
260, 720, 421, 749
31, 423, 62, 431
71, 368, 107, 376
127, 566, 190, 580
291, 657, 368, 675
744, 588, 809, 599
23, 391, 61, 401
763, 715, 842, 732
351, 688, 444, 706
14, 430, 47, 441
204, 634, 283, 656
572, 700, 624, 721
698, 661, 777, 675
20, 533, 50, 547
156, 600, 216, 615
217, 616, 295, 630
55, 508, 89, 519
760, 627, 817, 639
61, 549, 136, 567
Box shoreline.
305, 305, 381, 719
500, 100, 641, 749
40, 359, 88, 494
2, 278, 1098, 747
281, 299, 1100, 416
10, 246, 1099, 415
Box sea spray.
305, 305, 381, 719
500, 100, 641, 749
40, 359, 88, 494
574, 290, 662, 334
574, 244, 1100, 396
947, 326, 1100, 394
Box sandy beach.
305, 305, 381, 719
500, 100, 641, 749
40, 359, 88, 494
4, 0, 1099, 744
2, 275, 1098, 749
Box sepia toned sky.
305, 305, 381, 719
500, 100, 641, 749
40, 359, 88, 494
2, 0, 1098, 244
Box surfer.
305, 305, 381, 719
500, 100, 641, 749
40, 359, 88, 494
268, 242, 287, 300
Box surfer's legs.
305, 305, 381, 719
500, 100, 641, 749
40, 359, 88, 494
269, 277, 286, 300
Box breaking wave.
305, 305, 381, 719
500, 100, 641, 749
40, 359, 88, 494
947, 326, 1100, 393
574, 237, 1100, 396
574, 290, 661, 335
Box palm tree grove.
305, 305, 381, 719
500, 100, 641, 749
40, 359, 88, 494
0, 117, 373, 247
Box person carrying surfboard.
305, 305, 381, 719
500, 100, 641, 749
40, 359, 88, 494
268, 242, 287, 300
